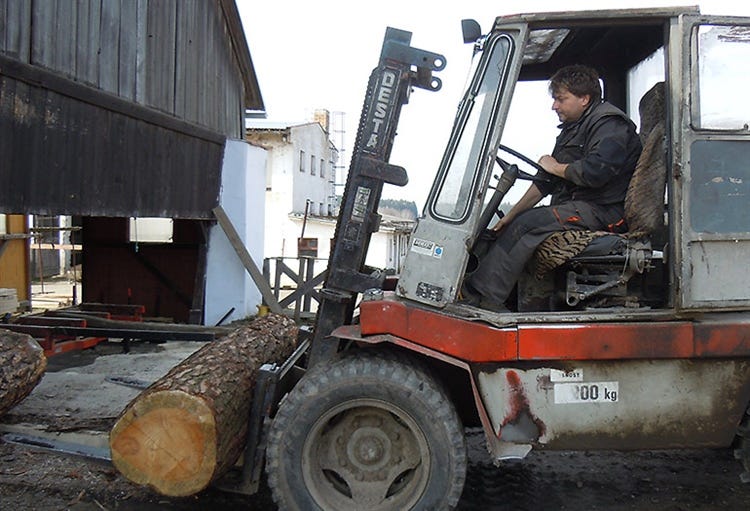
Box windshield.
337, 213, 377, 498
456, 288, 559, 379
429, 34, 513, 222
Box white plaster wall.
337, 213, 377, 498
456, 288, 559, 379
205, 139, 266, 325
265, 143, 295, 257
283, 215, 402, 271
264, 123, 337, 258
290, 124, 334, 215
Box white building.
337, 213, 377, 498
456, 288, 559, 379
246, 114, 413, 272
247, 116, 337, 259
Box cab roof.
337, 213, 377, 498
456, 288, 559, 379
492, 6, 700, 81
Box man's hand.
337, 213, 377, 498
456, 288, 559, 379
490, 215, 511, 232
538, 155, 568, 179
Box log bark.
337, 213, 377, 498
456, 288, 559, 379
0, 329, 47, 416
109, 314, 298, 497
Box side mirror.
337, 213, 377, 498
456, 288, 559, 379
461, 19, 482, 44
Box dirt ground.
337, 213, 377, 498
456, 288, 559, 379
2, 338, 749, 510
1, 432, 749, 510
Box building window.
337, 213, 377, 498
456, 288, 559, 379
300, 150, 305, 172
320, 158, 325, 178
310, 154, 316, 176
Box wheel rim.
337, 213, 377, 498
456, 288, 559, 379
302, 398, 430, 510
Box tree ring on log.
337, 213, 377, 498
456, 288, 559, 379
110, 390, 216, 496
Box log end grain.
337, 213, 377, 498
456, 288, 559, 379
109, 314, 299, 496
109, 390, 217, 497
0, 329, 47, 416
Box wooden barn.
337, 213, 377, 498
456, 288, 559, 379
0, 0, 265, 323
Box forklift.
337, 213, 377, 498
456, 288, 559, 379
239, 7, 750, 510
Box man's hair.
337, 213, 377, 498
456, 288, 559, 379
549, 65, 602, 101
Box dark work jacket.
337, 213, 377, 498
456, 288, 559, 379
537, 99, 642, 209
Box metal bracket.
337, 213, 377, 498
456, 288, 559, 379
359, 155, 408, 186
380, 27, 446, 91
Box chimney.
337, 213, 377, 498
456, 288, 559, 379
313, 109, 330, 133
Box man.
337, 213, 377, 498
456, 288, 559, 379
462, 64, 642, 312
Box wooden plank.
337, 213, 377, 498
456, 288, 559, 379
85, 0, 102, 84
0, 1, 6, 54
0, 53, 225, 144
16, 1, 31, 62
135, 0, 147, 104
79, 302, 145, 315
30, 0, 55, 67
118, 0, 137, 100
190, 224, 209, 324
277, 269, 326, 309
145, 0, 176, 112
98, 0, 120, 94
0, 218, 29, 306
16, 316, 87, 327
53, 0, 76, 77
33, 243, 82, 251
74, 0, 91, 82
212, 206, 282, 314
173, 0, 189, 119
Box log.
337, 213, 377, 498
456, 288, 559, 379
109, 314, 298, 497
0, 329, 47, 416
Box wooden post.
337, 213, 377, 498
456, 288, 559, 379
212, 206, 282, 314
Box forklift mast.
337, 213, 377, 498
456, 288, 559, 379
307, 28, 445, 365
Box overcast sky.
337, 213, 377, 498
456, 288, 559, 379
238, 0, 750, 208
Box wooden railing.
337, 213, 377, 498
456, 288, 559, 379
263, 257, 327, 321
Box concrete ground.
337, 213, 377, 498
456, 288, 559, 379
2, 282, 750, 509
0, 336, 276, 510
30, 276, 80, 311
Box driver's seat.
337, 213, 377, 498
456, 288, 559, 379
524, 81, 667, 309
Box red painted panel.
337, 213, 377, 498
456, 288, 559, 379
359, 299, 517, 362
518, 322, 695, 360
358, 297, 750, 362
694, 319, 750, 357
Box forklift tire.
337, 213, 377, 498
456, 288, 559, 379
265, 350, 467, 510
735, 404, 750, 482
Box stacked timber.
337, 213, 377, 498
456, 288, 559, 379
109, 313, 298, 496
0, 329, 47, 416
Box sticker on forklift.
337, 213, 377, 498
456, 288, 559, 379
351, 186, 371, 220
410, 237, 443, 258
554, 382, 619, 404
550, 368, 583, 382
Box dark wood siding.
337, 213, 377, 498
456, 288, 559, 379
0, 0, 254, 138
0, 55, 224, 219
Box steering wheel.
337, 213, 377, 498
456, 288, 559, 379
476, 144, 556, 237
496, 144, 553, 183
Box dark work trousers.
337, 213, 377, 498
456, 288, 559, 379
466, 201, 622, 306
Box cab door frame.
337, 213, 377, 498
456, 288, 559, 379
673, 14, 750, 311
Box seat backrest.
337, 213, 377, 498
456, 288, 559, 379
623, 82, 667, 239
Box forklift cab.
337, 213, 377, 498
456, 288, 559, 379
266, 10, 750, 509
397, 7, 750, 317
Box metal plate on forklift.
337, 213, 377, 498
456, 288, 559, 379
554, 381, 619, 404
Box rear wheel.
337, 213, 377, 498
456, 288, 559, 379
265, 350, 467, 510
